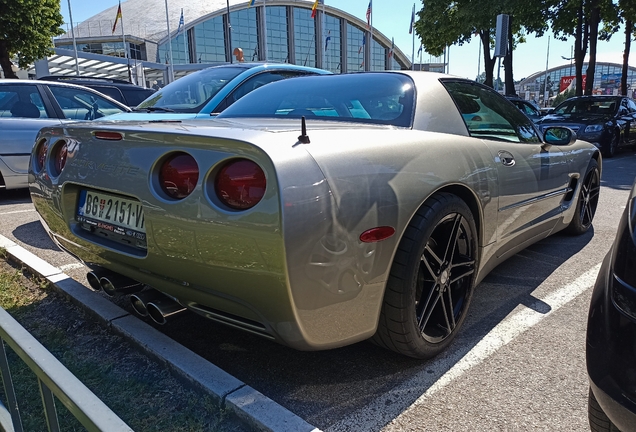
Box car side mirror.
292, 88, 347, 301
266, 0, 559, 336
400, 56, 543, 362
544, 126, 576, 146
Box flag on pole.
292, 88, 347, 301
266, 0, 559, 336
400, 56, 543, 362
311, 0, 319, 19
366, 1, 372, 28
417, 44, 422, 56
248, 0, 256, 6
358, 34, 366, 54
409, 4, 415, 34
177, 9, 184, 35
388, 37, 394, 59
112, 1, 122, 34
325, 30, 331, 51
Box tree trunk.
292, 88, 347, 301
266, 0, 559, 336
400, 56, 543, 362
0, 41, 18, 79
504, 15, 515, 95
481, 30, 496, 88
622, 19, 632, 96
574, 1, 588, 96
585, 5, 600, 95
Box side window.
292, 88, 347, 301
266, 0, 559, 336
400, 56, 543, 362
226, 72, 307, 107
49, 86, 126, 120
443, 81, 541, 143
0, 85, 50, 119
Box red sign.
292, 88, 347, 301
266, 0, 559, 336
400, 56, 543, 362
559, 75, 587, 92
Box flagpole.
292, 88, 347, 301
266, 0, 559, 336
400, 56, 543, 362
262, 0, 268, 61
164, 0, 174, 82
182, 9, 187, 63
321, 0, 326, 68
120, 4, 131, 82
369, 1, 373, 72
411, 4, 415, 71
66, 0, 80, 75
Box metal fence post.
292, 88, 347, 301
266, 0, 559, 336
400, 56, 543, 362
0, 341, 23, 432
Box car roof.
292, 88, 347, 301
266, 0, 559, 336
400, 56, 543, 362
0, 79, 131, 110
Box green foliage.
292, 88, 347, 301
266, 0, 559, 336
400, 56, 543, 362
0, 0, 64, 74
552, 88, 576, 106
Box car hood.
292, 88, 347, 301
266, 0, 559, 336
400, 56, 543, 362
537, 113, 613, 126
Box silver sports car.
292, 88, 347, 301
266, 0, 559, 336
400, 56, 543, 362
29, 72, 601, 359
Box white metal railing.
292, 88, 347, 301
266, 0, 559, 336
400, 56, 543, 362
0, 307, 133, 432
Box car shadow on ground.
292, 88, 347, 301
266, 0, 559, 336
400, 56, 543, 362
141, 226, 594, 430
12, 221, 60, 251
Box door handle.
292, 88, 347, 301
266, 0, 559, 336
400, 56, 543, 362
498, 150, 516, 167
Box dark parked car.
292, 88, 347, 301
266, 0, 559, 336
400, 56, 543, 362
0, 79, 130, 190
506, 96, 542, 122
536, 95, 636, 158
587, 177, 636, 432
38, 76, 154, 108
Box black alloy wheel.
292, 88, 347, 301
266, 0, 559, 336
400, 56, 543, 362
372, 192, 478, 359
566, 158, 600, 235
416, 212, 476, 343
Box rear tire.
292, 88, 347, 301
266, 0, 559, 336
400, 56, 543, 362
589, 388, 621, 432
566, 158, 600, 235
371, 192, 478, 359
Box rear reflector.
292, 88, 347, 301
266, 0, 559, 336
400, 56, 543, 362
360, 226, 396, 243
215, 159, 266, 210
159, 153, 199, 199
93, 131, 123, 140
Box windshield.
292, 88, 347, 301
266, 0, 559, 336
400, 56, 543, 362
553, 97, 618, 116
217, 73, 415, 128
137, 66, 246, 113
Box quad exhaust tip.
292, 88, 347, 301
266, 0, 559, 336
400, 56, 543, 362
86, 270, 142, 297
130, 290, 186, 325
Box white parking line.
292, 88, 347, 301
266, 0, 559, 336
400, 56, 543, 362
0, 209, 36, 216
328, 263, 601, 432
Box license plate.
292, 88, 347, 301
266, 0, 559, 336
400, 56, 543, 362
77, 190, 145, 234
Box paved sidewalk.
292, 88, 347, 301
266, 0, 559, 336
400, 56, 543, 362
0, 234, 321, 432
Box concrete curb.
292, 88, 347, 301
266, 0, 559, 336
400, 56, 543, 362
0, 234, 321, 432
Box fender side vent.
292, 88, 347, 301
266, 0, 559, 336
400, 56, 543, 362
564, 177, 578, 202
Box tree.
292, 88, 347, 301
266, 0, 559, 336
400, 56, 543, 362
415, 0, 551, 90
0, 0, 64, 79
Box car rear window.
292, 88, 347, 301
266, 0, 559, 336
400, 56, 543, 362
217, 73, 415, 127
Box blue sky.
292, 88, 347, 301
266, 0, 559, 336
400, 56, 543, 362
59, 0, 633, 80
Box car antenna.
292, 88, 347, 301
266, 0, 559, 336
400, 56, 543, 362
297, 116, 310, 144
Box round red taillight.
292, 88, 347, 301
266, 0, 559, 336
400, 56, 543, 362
52, 141, 68, 176
215, 159, 266, 210
35, 139, 48, 172
159, 153, 199, 199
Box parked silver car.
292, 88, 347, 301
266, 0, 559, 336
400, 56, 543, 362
0, 80, 130, 191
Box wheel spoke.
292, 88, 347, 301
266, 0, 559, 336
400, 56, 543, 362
421, 252, 438, 280
445, 287, 456, 330
442, 214, 463, 263
450, 268, 475, 284
438, 292, 452, 335
424, 244, 443, 267
588, 185, 600, 200
418, 289, 441, 329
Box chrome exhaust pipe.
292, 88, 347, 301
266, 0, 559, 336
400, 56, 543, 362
99, 274, 142, 297
146, 295, 187, 325
129, 290, 162, 317
86, 270, 104, 291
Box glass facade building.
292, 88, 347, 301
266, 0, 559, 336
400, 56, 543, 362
156, 1, 409, 72
518, 62, 636, 105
